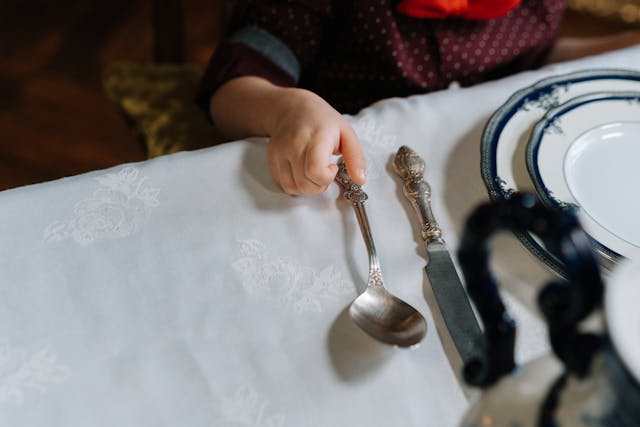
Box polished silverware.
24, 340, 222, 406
393, 145, 482, 363
335, 159, 427, 348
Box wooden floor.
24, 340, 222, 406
0, 2, 629, 191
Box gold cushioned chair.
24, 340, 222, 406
103, 0, 225, 158
568, 0, 640, 23
103, 62, 223, 158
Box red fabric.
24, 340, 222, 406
396, 0, 522, 20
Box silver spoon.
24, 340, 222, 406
335, 159, 427, 347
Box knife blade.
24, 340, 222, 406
393, 145, 482, 366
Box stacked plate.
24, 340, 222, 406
481, 69, 640, 277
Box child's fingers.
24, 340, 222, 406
268, 140, 307, 195
339, 124, 367, 185
304, 132, 340, 187
270, 142, 328, 195
278, 160, 300, 195
280, 162, 300, 196
291, 157, 328, 195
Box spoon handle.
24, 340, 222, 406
335, 159, 382, 284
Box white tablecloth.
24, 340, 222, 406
3, 46, 639, 427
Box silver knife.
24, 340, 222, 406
393, 145, 482, 366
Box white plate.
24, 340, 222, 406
606, 258, 640, 383
527, 92, 640, 264
481, 69, 640, 277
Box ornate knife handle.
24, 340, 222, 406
393, 145, 443, 243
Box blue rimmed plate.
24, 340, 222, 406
481, 69, 640, 277
527, 91, 640, 266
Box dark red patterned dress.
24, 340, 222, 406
197, 0, 567, 115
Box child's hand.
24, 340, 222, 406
209, 76, 366, 195
267, 88, 366, 195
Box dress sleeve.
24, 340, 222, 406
195, 0, 332, 120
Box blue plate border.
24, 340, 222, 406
480, 69, 640, 277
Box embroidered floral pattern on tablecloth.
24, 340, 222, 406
350, 117, 397, 180
215, 384, 286, 427
44, 167, 160, 245
232, 240, 354, 313
0, 343, 70, 405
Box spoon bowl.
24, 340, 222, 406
350, 286, 427, 347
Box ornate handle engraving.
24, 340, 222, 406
393, 145, 443, 242
335, 159, 368, 205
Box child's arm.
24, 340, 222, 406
210, 75, 366, 195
